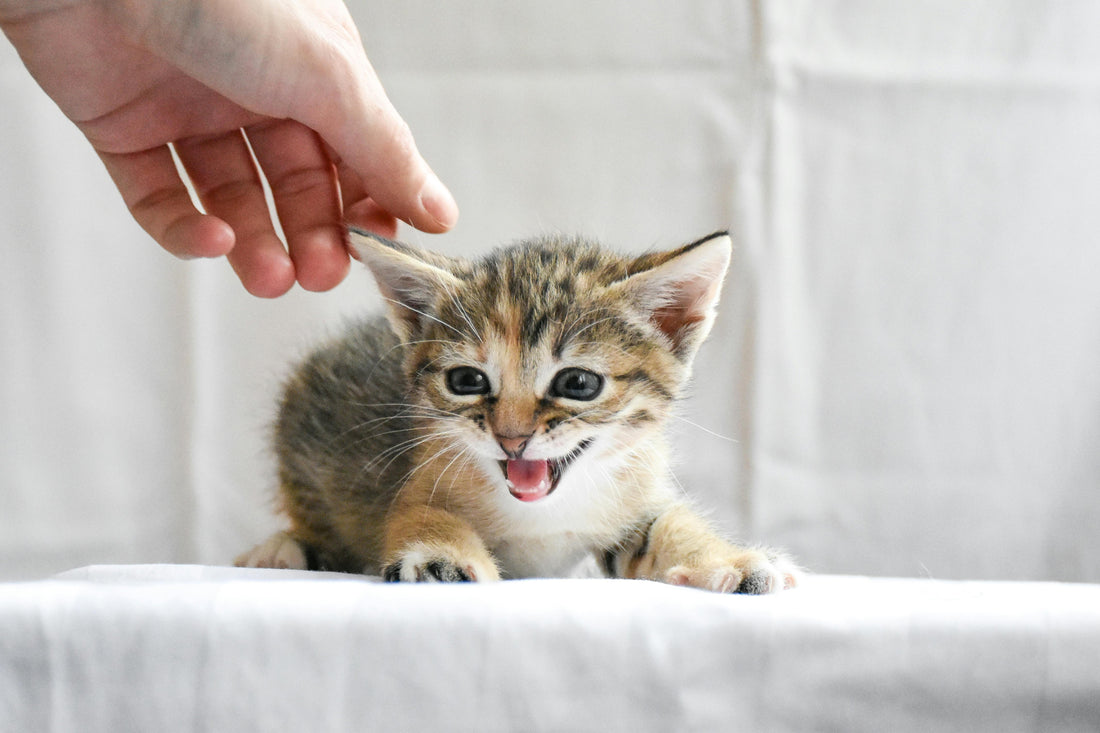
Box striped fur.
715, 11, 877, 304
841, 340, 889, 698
235, 230, 800, 593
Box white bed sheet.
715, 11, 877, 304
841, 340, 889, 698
2, 565, 1097, 733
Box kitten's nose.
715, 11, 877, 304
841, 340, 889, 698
498, 435, 531, 460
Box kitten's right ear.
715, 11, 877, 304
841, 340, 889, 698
348, 228, 463, 342
613, 231, 732, 364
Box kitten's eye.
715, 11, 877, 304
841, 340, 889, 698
446, 366, 491, 396
550, 368, 604, 401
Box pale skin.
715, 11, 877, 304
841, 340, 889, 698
0, 0, 458, 297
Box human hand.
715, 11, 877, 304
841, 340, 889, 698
0, 0, 458, 297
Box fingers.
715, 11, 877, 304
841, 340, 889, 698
345, 197, 399, 243
244, 120, 349, 292
334, 98, 459, 235
98, 147, 236, 260
295, 52, 459, 234
172, 129, 295, 298
100, 126, 373, 297
335, 157, 399, 240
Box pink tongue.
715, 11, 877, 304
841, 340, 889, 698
506, 459, 552, 502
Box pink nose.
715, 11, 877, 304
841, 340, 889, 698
498, 436, 531, 460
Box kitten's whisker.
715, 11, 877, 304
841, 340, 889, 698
400, 440, 466, 491
441, 450, 479, 509
363, 338, 457, 382
667, 414, 739, 443
350, 426, 454, 474
444, 284, 482, 343
330, 413, 414, 443
333, 407, 465, 440
562, 305, 618, 335
364, 426, 466, 473
413, 351, 458, 378
667, 466, 688, 497
389, 431, 472, 485
568, 314, 623, 341
566, 340, 642, 360
380, 296, 466, 337
428, 444, 475, 507
340, 414, 445, 449
342, 401, 458, 417
376, 440, 460, 511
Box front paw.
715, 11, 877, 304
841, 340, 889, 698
382, 545, 498, 583
234, 531, 308, 570
665, 550, 801, 595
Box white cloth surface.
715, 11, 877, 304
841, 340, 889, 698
2, 2, 1100, 583
1, 565, 1097, 733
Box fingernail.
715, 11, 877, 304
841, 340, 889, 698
418, 174, 459, 230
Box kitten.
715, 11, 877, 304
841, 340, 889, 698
236, 229, 800, 594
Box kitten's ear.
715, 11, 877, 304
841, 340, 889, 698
348, 228, 463, 342
616, 231, 732, 362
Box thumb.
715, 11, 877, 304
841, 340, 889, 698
326, 91, 459, 233
285, 17, 457, 234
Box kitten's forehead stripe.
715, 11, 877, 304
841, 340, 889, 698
524, 311, 550, 349
452, 237, 639, 359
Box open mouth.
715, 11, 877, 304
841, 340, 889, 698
499, 440, 593, 502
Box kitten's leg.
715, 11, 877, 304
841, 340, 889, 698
382, 505, 500, 582
605, 505, 801, 594
234, 530, 308, 570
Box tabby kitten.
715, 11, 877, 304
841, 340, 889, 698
236, 229, 799, 594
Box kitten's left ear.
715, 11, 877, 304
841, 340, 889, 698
615, 231, 732, 362
347, 228, 464, 342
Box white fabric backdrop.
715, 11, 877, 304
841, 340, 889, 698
2, 1, 1098, 581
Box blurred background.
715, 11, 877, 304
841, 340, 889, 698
2, 1, 1098, 582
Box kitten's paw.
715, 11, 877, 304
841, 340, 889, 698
382, 545, 499, 583
664, 550, 801, 595
234, 531, 308, 570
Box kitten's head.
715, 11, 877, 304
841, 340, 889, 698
350, 229, 731, 503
